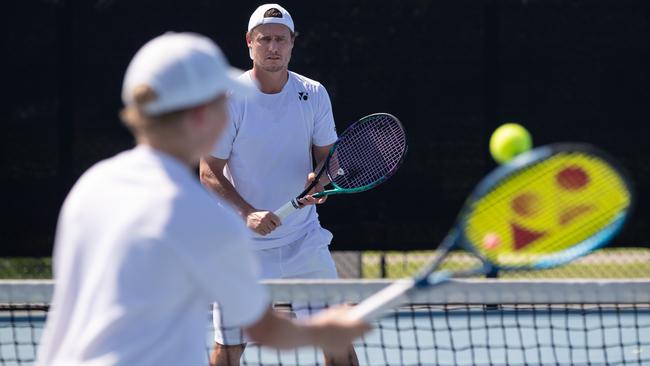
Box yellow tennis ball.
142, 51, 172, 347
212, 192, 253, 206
489, 123, 532, 164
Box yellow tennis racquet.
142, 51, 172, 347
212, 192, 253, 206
349, 143, 634, 321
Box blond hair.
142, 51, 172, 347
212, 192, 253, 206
120, 85, 187, 134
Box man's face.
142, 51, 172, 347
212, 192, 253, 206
247, 23, 294, 73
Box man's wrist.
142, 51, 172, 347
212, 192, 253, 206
240, 207, 256, 219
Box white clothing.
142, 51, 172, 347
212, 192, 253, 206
37, 146, 268, 366
211, 70, 338, 250
213, 227, 337, 344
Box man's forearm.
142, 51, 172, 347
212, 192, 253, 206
313, 144, 333, 185
246, 308, 313, 349
246, 307, 369, 355
200, 163, 255, 220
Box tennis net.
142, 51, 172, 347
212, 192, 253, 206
1, 279, 649, 365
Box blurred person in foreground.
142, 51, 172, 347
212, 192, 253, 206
36, 32, 368, 366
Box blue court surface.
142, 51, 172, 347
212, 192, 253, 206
3, 307, 648, 366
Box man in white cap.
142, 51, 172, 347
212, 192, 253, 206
36, 32, 368, 366
200, 4, 360, 366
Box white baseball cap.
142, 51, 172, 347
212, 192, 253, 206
247, 4, 294, 33
122, 32, 254, 116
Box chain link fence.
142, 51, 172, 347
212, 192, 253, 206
2, 248, 649, 279
334, 247, 650, 279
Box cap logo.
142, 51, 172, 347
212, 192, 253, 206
263, 8, 283, 18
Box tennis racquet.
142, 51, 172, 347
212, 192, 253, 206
348, 143, 634, 321
274, 113, 408, 220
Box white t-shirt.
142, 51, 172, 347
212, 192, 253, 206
37, 146, 268, 366
212, 71, 338, 250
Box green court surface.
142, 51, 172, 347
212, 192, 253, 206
360, 248, 650, 279
0, 258, 51, 279
2, 248, 649, 280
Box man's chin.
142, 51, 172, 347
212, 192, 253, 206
260, 64, 286, 73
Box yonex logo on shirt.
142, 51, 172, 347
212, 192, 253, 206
298, 92, 309, 101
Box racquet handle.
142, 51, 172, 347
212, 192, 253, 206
274, 191, 326, 220
274, 176, 322, 220
346, 271, 456, 322
274, 199, 301, 220
345, 280, 415, 322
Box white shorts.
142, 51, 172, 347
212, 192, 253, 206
213, 227, 337, 345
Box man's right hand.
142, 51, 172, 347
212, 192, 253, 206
246, 210, 281, 236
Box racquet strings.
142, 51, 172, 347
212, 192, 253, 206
329, 114, 407, 189
464, 151, 631, 268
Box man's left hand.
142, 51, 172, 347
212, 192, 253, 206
298, 172, 327, 206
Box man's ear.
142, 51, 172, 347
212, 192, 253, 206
246, 31, 253, 49
187, 104, 209, 127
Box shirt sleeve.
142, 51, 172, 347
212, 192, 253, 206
178, 198, 269, 328
211, 100, 239, 159
200, 232, 269, 327
312, 85, 338, 147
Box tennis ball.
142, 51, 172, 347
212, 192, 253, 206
489, 123, 532, 164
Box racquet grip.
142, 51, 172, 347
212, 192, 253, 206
345, 279, 415, 322
274, 199, 301, 220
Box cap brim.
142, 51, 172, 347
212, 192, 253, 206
224, 67, 256, 98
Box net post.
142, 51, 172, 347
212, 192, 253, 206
484, 266, 500, 310
486, 266, 499, 278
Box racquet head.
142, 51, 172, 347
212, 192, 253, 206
459, 144, 634, 270
323, 113, 407, 194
